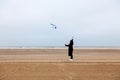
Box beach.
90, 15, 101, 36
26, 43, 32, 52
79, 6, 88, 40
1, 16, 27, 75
0, 48, 120, 80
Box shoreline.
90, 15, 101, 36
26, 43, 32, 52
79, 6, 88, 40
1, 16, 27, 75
0, 47, 120, 49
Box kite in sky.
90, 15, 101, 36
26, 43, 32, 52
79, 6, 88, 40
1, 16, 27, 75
51, 23, 57, 29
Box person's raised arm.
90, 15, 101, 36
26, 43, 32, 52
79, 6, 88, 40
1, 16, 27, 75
65, 44, 69, 47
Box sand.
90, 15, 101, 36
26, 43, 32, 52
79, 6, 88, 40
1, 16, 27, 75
0, 48, 120, 80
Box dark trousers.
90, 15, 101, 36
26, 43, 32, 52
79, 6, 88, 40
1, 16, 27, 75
70, 55, 73, 59
69, 50, 73, 59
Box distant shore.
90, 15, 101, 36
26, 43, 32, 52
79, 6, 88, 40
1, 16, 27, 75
0, 46, 120, 49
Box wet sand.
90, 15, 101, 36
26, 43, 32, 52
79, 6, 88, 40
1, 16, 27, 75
0, 48, 120, 80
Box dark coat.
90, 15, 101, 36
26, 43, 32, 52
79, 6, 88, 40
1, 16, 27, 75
65, 39, 74, 56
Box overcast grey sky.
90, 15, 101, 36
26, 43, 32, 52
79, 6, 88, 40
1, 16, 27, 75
0, 0, 120, 47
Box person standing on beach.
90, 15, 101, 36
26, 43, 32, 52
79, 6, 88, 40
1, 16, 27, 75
65, 38, 74, 61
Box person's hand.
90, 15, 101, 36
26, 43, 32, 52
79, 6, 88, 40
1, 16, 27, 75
65, 44, 67, 46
